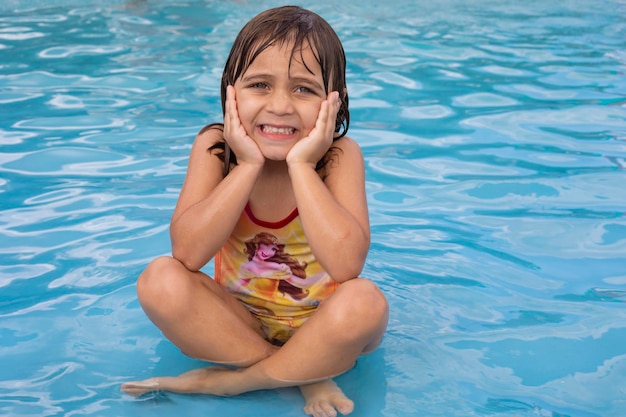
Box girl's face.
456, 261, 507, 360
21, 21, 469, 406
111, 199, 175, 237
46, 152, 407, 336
233, 42, 328, 161
256, 243, 278, 260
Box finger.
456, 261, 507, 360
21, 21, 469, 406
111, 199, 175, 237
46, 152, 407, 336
316, 99, 329, 132
227, 87, 236, 120
318, 92, 339, 138
224, 86, 233, 133
225, 86, 241, 137
326, 91, 340, 133
330, 90, 340, 110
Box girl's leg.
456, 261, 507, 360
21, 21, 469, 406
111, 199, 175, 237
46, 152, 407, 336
122, 259, 388, 416
126, 256, 276, 365
236, 278, 389, 390
124, 277, 388, 396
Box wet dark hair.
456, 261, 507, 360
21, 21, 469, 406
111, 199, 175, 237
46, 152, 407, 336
207, 6, 349, 176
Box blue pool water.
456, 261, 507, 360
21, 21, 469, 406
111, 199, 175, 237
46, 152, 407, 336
1, 0, 626, 416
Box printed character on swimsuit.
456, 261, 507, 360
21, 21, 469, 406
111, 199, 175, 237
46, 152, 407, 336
238, 232, 326, 300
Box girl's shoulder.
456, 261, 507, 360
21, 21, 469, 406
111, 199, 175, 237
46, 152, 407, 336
321, 135, 365, 182
195, 123, 225, 149
333, 135, 362, 154
329, 135, 364, 166
183, 124, 226, 181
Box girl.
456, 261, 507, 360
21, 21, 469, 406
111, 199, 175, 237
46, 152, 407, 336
122, 6, 388, 417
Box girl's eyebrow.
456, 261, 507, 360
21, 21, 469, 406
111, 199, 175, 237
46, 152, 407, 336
240, 73, 273, 82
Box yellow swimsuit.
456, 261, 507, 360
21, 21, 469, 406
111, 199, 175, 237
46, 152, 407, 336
215, 204, 339, 345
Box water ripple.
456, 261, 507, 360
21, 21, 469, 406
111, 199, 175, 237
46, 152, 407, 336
1, 1, 626, 417
0, 27, 45, 40
38, 44, 127, 58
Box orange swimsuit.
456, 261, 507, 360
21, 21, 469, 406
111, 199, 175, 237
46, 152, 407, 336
215, 204, 339, 345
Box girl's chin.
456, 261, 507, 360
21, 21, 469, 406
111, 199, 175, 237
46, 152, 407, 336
262, 155, 289, 163
258, 145, 295, 162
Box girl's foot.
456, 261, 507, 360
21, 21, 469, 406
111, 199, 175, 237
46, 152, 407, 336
121, 366, 234, 397
299, 379, 354, 417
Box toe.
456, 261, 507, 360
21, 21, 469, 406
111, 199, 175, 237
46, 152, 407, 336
335, 398, 354, 415
306, 401, 338, 417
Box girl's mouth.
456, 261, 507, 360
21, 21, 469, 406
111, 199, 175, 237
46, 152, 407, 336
260, 125, 296, 135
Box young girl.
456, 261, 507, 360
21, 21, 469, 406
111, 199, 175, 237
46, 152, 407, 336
121, 6, 388, 417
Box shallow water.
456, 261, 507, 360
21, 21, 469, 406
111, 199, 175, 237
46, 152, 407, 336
1, 0, 625, 416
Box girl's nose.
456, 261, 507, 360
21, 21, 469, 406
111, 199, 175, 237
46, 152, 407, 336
266, 89, 294, 115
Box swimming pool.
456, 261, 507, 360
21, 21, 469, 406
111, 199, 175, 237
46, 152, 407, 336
1, 0, 625, 415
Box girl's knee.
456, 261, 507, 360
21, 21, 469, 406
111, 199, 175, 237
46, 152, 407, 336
331, 279, 388, 331
345, 279, 388, 316
136, 256, 190, 309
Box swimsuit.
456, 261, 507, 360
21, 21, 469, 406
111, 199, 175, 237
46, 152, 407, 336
215, 203, 339, 345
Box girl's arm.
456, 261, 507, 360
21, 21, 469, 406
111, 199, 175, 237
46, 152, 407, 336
286, 92, 369, 282
288, 136, 370, 283
170, 87, 264, 271
169, 130, 262, 271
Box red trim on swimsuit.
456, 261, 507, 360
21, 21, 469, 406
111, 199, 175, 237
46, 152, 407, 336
245, 203, 299, 229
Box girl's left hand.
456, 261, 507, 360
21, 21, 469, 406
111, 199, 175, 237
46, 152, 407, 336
286, 91, 340, 168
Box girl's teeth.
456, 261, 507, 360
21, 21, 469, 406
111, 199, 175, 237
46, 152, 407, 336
262, 125, 295, 135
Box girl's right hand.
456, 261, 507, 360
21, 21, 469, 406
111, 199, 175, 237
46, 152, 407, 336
223, 85, 265, 167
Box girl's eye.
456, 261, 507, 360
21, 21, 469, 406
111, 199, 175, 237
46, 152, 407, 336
295, 86, 313, 94
250, 82, 269, 89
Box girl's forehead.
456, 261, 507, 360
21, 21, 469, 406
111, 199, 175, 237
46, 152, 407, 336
246, 40, 321, 73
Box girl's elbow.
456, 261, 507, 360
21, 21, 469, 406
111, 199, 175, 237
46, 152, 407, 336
331, 272, 359, 283
329, 258, 366, 283
171, 244, 202, 272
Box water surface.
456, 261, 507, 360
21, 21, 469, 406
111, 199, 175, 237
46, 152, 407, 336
1, 1, 625, 416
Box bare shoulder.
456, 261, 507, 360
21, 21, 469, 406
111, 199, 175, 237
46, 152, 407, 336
186, 124, 225, 180
193, 123, 225, 152
333, 135, 363, 156
326, 135, 365, 175
324, 135, 366, 189
172, 125, 225, 221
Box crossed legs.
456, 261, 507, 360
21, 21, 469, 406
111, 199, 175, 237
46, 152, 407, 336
121, 256, 389, 417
